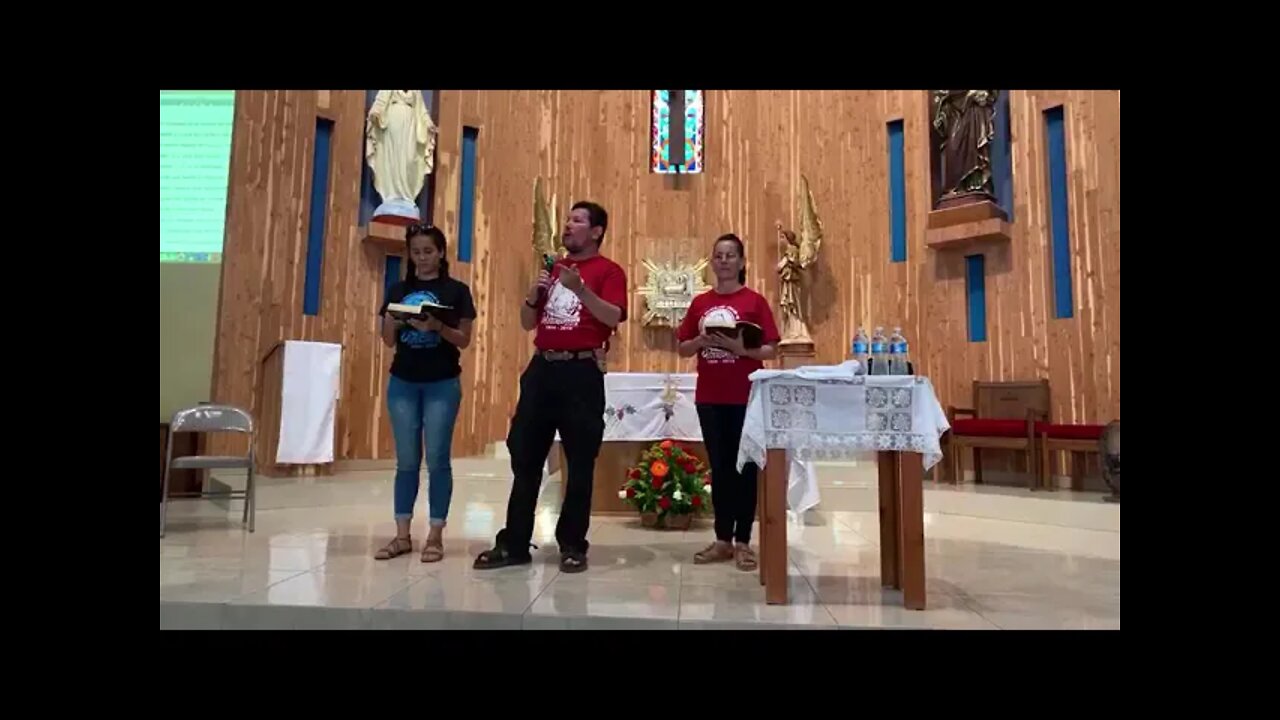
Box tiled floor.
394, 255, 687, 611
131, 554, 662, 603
160, 457, 1120, 630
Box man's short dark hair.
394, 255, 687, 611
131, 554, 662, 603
572, 201, 609, 247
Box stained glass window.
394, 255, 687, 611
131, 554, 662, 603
651, 90, 704, 174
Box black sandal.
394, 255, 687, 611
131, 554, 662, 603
559, 550, 588, 574
473, 534, 536, 570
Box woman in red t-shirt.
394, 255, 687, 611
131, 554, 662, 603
676, 233, 780, 571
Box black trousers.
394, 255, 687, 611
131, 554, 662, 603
501, 356, 605, 557
696, 403, 758, 544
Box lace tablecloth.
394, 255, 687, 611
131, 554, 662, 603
737, 367, 950, 472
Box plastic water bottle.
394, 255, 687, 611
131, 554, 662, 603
851, 327, 869, 371
888, 327, 909, 375
870, 327, 888, 375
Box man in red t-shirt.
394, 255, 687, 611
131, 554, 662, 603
475, 201, 628, 574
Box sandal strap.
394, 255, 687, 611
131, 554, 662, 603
377, 537, 411, 558
695, 542, 733, 560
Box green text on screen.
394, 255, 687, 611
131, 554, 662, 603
159, 90, 235, 263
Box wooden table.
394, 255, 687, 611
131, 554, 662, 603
757, 448, 927, 609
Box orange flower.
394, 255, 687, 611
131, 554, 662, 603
650, 460, 669, 478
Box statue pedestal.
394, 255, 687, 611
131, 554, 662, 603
361, 220, 408, 253
372, 198, 422, 226
777, 341, 816, 370
925, 199, 1011, 252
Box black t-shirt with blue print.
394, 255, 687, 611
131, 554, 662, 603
379, 276, 477, 383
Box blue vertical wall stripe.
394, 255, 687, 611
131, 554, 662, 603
966, 254, 987, 342
383, 255, 402, 305
887, 120, 907, 263
1045, 106, 1074, 319
417, 90, 436, 223
303, 118, 333, 316
992, 92, 1013, 220
457, 126, 479, 263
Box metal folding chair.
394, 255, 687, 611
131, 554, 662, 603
160, 404, 256, 537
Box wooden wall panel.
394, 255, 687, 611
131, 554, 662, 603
209, 90, 381, 467
209, 89, 1118, 474
428, 89, 1120, 461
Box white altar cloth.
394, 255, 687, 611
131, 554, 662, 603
737, 368, 950, 473
564, 372, 821, 513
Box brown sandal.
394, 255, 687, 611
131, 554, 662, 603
421, 541, 444, 563
375, 537, 413, 560
734, 544, 758, 572
421, 525, 445, 563
693, 541, 735, 564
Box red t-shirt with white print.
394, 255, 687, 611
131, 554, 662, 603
676, 287, 781, 405
534, 254, 629, 351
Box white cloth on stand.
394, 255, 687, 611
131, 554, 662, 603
749, 359, 862, 383
276, 341, 342, 464
738, 369, 950, 473
787, 451, 821, 515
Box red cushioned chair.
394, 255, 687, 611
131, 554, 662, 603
946, 380, 1050, 489
1037, 421, 1108, 492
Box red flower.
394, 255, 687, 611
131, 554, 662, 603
626, 487, 636, 498
658, 497, 672, 510
652, 477, 663, 489
628, 468, 641, 479
691, 495, 702, 507
703, 476, 712, 486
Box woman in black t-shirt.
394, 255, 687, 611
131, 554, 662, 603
374, 225, 477, 563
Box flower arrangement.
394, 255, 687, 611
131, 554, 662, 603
618, 439, 711, 528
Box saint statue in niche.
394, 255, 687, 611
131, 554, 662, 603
932, 90, 998, 206
365, 90, 438, 223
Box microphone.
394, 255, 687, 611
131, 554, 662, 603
538, 254, 555, 300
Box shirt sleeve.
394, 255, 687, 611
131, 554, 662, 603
676, 295, 701, 342
457, 281, 478, 321
598, 262, 628, 322
758, 293, 782, 345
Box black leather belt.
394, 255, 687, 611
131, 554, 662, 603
538, 349, 598, 362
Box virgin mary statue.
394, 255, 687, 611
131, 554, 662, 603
365, 90, 438, 222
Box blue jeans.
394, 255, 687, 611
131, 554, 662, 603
387, 375, 462, 525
